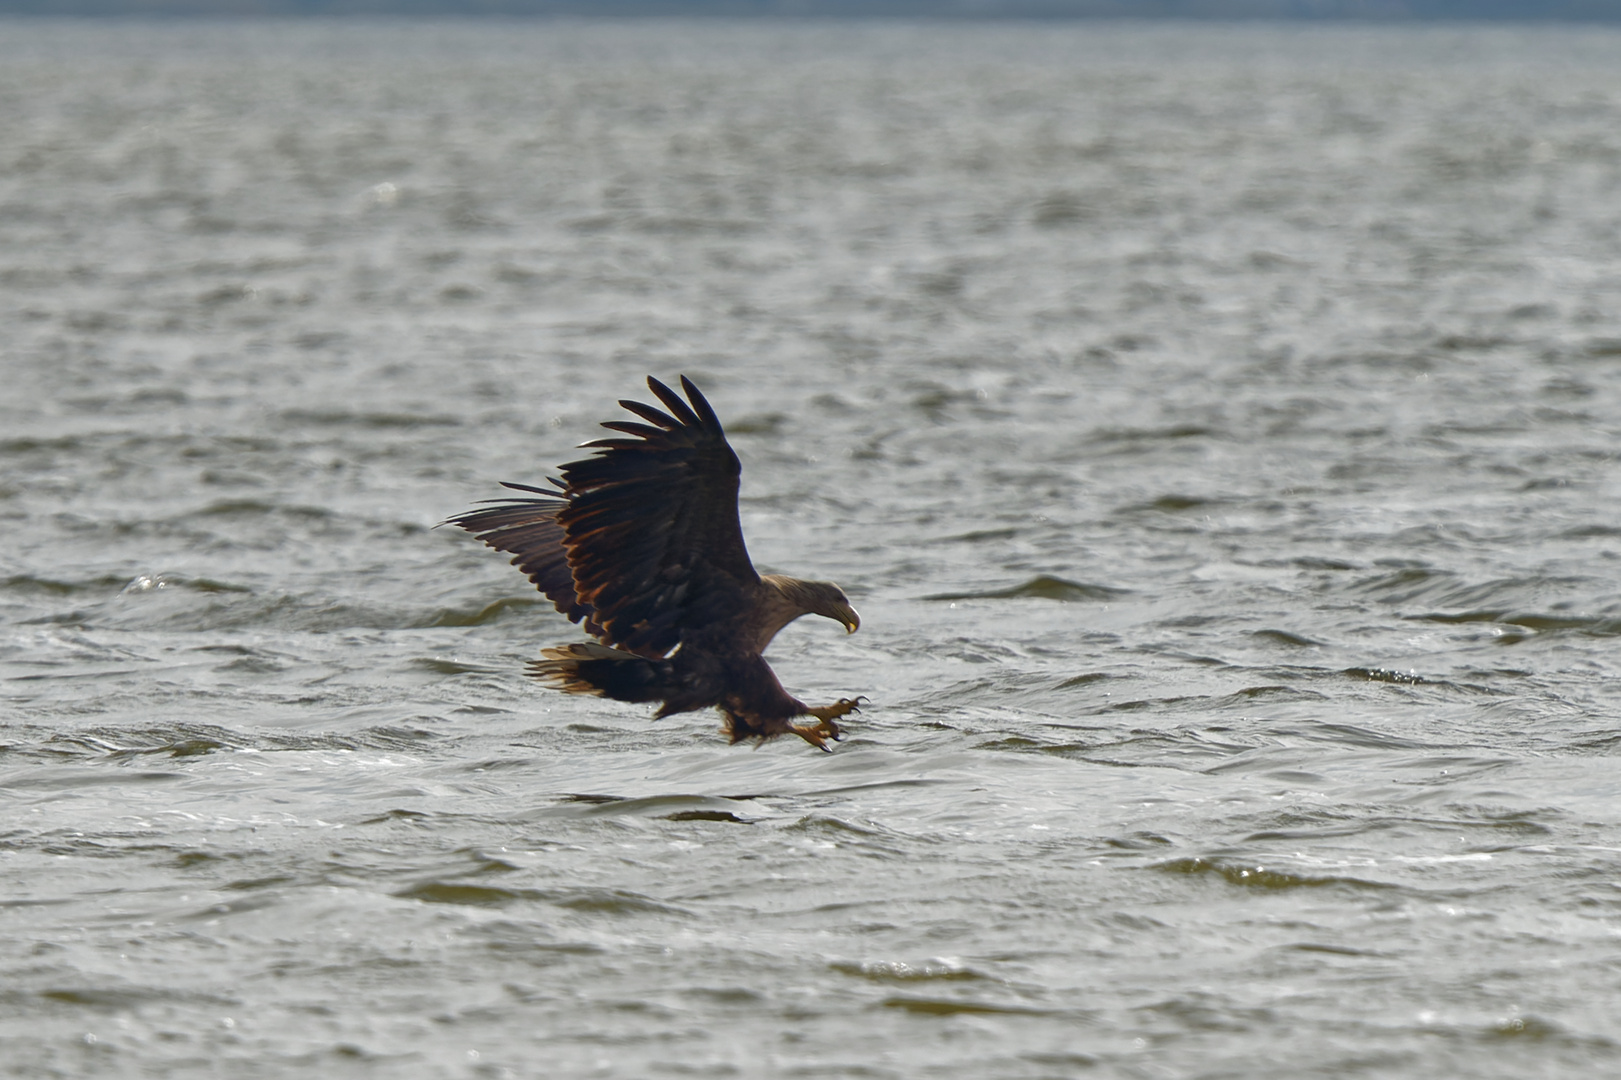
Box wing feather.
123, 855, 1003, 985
597, 421, 671, 440
557, 376, 758, 658
645, 378, 703, 427
443, 496, 604, 638
616, 399, 683, 428
679, 375, 722, 426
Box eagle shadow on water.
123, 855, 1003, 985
446, 376, 864, 751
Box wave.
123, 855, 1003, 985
1155, 857, 1394, 892
924, 575, 1130, 602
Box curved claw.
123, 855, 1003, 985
790, 716, 842, 752
807, 699, 860, 721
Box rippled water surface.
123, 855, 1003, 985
4, 17, 1621, 1078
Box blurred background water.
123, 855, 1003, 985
4, 17, 1621, 1078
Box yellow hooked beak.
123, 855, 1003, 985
837, 605, 861, 634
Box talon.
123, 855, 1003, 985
795, 695, 864, 748
789, 717, 840, 752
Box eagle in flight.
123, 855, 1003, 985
447, 376, 863, 751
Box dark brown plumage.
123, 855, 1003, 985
446, 375, 863, 751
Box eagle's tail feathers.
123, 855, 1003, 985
527, 643, 674, 703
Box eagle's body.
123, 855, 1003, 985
447, 376, 862, 750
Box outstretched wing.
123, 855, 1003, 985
443, 481, 605, 639
558, 375, 759, 658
